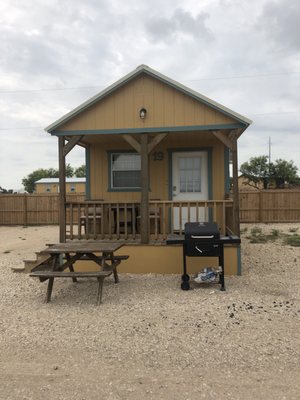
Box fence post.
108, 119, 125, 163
23, 193, 28, 226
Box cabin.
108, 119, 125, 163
45, 65, 252, 275
35, 177, 86, 194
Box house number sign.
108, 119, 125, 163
153, 151, 164, 161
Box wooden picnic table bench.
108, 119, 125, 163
30, 242, 129, 305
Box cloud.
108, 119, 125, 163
0, 0, 300, 190
145, 8, 213, 43
257, 0, 300, 53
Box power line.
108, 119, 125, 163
1, 71, 300, 94
0, 126, 43, 131
0, 85, 102, 94
249, 110, 300, 116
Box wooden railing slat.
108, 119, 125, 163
63, 199, 235, 240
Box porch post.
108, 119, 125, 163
231, 134, 240, 236
140, 133, 149, 243
58, 137, 66, 242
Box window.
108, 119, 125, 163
110, 153, 141, 189
179, 156, 201, 193
70, 185, 76, 193
45, 184, 51, 192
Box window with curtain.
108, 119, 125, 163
110, 153, 141, 189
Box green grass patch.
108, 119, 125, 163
246, 226, 282, 243
284, 234, 300, 247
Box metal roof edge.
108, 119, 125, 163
142, 66, 253, 126
35, 177, 86, 183
45, 64, 252, 133
45, 65, 147, 133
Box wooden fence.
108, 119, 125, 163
0, 194, 85, 225
239, 190, 300, 222
1, 190, 300, 225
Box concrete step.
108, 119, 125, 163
15, 253, 52, 273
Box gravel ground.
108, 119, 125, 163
0, 224, 299, 400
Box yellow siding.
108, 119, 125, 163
74, 245, 240, 275
60, 74, 236, 131
35, 183, 85, 194
89, 132, 225, 202
35, 184, 58, 194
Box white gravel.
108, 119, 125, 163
0, 224, 299, 400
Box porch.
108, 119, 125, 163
65, 199, 234, 242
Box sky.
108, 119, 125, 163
1, 0, 300, 190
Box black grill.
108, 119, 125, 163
166, 222, 241, 291
185, 222, 220, 257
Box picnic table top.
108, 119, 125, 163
41, 242, 124, 254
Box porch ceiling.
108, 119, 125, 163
65, 126, 240, 145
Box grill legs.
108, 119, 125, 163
181, 243, 226, 291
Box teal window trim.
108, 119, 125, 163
85, 146, 91, 199
107, 150, 142, 192
237, 246, 242, 275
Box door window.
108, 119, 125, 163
179, 157, 201, 193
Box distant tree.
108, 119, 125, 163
240, 156, 299, 189
65, 164, 74, 177
270, 159, 298, 188
0, 186, 12, 194
240, 156, 270, 189
74, 165, 86, 177
22, 164, 74, 193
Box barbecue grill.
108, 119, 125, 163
167, 222, 241, 291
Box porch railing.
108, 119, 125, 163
65, 200, 234, 241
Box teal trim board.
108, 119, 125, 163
237, 246, 242, 275
224, 146, 230, 195
52, 123, 245, 137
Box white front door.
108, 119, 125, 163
172, 151, 209, 230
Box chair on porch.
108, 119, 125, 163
137, 201, 162, 235
80, 206, 103, 235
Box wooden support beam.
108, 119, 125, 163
140, 134, 149, 244
212, 128, 242, 235
59, 137, 66, 243
231, 134, 240, 236
63, 136, 84, 156
122, 134, 141, 153
212, 130, 233, 150
147, 133, 168, 154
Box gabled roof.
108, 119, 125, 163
45, 64, 252, 133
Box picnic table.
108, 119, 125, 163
30, 242, 129, 305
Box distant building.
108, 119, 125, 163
35, 178, 86, 194
238, 175, 262, 190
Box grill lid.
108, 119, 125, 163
184, 222, 220, 240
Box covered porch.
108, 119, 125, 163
56, 125, 241, 244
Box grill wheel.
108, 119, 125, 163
181, 281, 190, 290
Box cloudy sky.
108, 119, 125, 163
1, 0, 300, 190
